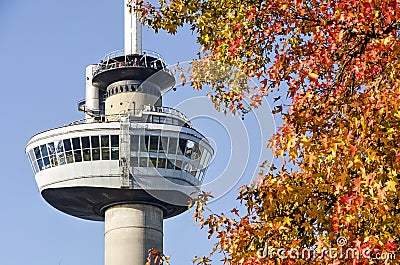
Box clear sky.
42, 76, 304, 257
0, 1, 275, 264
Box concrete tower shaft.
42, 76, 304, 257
105, 204, 163, 265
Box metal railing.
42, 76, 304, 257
142, 105, 190, 122
77, 101, 190, 124
101, 49, 166, 62
93, 49, 172, 76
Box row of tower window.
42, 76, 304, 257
27, 135, 120, 173
147, 115, 187, 127
129, 134, 212, 182
130, 135, 202, 160
27, 134, 212, 180
130, 156, 208, 182
106, 84, 139, 97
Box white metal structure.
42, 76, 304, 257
26, 1, 214, 265
125, 0, 142, 55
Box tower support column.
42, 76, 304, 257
105, 204, 163, 265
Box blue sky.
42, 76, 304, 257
0, 1, 275, 264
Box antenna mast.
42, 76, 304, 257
125, 0, 142, 55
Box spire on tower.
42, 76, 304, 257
125, 0, 142, 55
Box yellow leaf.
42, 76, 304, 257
385, 180, 396, 192
308, 72, 318, 80
283, 216, 291, 226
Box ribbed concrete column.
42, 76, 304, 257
105, 204, 163, 265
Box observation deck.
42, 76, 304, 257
26, 112, 213, 221
92, 50, 175, 92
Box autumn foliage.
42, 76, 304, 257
140, 0, 400, 264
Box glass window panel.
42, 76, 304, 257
205, 152, 212, 169
199, 148, 207, 169
63, 139, 72, 151
111, 135, 119, 147
157, 158, 166, 168
27, 150, 33, 165
83, 149, 91, 161
92, 148, 100, 160
131, 156, 139, 167
74, 150, 82, 162
91, 136, 100, 148
149, 157, 157, 167
56, 140, 64, 153
40, 144, 48, 157
29, 150, 39, 173
34, 147, 41, 159
47, 143, 56, 156
184, 140, 195, 159
144, 136, 150, 151
140, 135, 148, 151
192, 143, 201, 160
168, 138, 177, 154
175, 160, 183, 171
131, 135, 139, 151
65, 151, 74, 163
81, 136, 90, 149
28, 149, 35, 163
32, 160, 39, 174
111, 147, 119, 160
102, 148, 110, 160
72, 137, 81, 150
58, 153, 66, 165
160, 137, 168, 153
140, 157, 148, 167
159, 116, 166, 123
152, 116, 160, 123
101, 135, 110, 147
37, 159, 44, 171
197, 169, 206, 181
43, 156, 50, 168
182, 161, 191, 172
208, 151, 213, 168
166, 159, 174, 169
195, 168, 202, 179
165, 118, 173, 125
199, 151, 207, 170
178, 139, 187, 155
50, 155, 58, 167
149, 136, 159, 152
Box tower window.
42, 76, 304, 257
29, 134, 121, 172
72, 137, 81, 150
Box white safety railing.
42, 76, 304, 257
93, 49, 172, 76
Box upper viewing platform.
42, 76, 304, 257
92, 50, 175, 91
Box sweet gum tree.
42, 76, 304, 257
138, 0, 400, 264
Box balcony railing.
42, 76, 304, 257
77, 101, 190, 124
142, 105, 190, 122
93, 49, 171, 76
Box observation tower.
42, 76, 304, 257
25, 1, 214, 265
